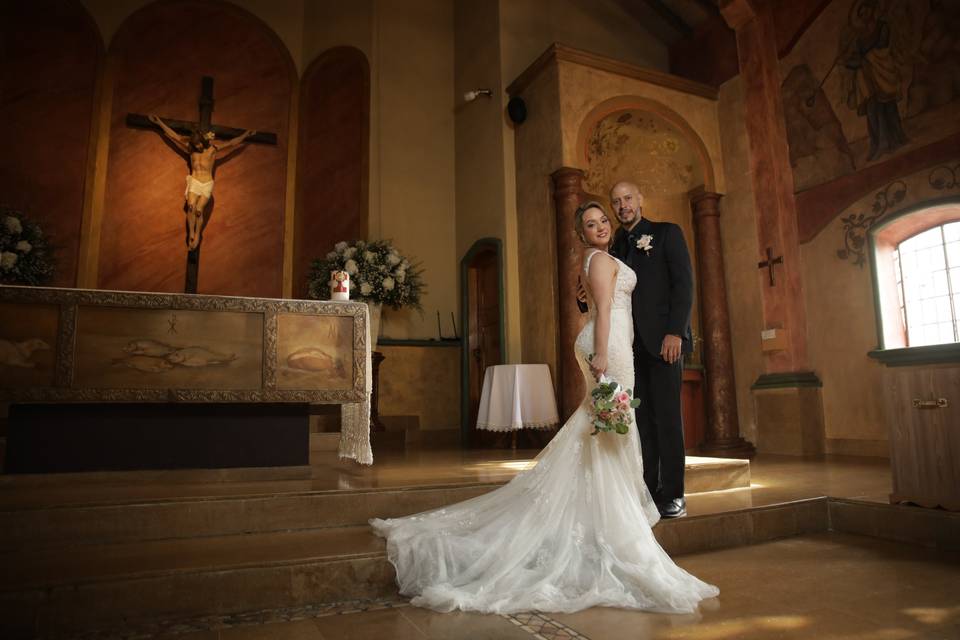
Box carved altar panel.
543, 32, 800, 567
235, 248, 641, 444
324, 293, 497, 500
0, 286, 367, 404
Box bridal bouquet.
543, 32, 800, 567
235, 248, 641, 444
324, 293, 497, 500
587, 373, 640, 436
306, 239, 424, 310
1, 207, 56, 286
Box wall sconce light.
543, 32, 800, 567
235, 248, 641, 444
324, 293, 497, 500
463, 89, 493, 102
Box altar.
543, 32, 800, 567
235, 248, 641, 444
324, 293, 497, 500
0, 286, 372, 472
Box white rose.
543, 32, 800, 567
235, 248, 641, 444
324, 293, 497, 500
387, 252, 401, 266
15, 240, 32, 254
326, 251, 337, 260
395, 269, 406, 283
357, 240, 366, 248
344, 247, 357, 258
334, 241, 348, 252
359, 282, 373, 296
344, 259, 358, 275
401, 259, 409, 269
383, 277, 395, 290
5, 216, 22, 234
363, 250, 376, 262
1, 251, 17, 270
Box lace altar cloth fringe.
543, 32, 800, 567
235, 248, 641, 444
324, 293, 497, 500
338, 303, 373, 465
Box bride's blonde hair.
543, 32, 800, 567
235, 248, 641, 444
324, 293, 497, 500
574, 201, 608, 244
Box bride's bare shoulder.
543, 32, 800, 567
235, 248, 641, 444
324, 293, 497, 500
582, 250, 617, 277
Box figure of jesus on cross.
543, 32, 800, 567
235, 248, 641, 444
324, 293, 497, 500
147, 114, 255, 250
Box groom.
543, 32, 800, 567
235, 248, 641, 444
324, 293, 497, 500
580, 181, 694, 518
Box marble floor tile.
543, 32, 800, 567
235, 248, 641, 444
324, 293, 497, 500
311, 608, 425, 640
399, 607, 531, 640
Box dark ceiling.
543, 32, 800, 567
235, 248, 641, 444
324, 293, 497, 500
616, 0, 721, 44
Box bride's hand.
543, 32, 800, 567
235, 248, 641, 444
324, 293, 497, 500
589, 353, 608, 381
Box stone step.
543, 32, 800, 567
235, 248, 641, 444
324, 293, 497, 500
0, 498, 827, 639
0, 526, 395, 639
0, 456, 749, 551
0, 482, 499, 551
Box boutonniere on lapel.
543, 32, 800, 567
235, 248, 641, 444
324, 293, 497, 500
635, 234, 653, 256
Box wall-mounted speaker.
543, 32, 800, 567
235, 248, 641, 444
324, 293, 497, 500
507, 97, 527, 124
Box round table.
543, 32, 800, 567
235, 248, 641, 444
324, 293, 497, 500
476, 364, 559, 446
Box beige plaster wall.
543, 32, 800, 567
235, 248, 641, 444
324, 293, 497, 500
379, 345, 460, 430
715, 76, 764, 446
803, 164, 960, 454
375, 0, 456, 339
513, 63, 565, 375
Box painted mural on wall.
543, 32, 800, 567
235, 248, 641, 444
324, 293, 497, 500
781, 0, 960, 192
583, 110, 701, 199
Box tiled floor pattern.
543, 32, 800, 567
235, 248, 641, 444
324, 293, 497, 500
73, 531, 960, 640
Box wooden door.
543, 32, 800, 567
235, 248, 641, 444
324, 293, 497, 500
885, 363, 960, 510
466, 247, 502, 446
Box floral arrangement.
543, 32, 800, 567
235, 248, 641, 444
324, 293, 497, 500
586, 368, 641, 436
0, 207, 55, 286
307, 239, 424, 310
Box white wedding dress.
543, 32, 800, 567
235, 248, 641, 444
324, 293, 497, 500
370, 250, 719, 614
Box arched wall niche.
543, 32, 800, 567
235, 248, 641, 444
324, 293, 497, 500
575, 97, 715, 362
98, 0, 295, 297
575, 96, 716, 197
293, 46, 370, 298
0, 0, 103, 287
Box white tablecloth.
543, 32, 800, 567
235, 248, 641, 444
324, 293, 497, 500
476, 364, 559, 432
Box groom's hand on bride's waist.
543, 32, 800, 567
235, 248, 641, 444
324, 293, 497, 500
660, 334, 682, 364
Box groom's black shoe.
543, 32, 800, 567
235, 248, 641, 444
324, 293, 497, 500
658, 498, 686, 518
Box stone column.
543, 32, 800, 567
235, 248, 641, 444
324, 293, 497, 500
551, 167, 587, 421
690, 188, 755, 457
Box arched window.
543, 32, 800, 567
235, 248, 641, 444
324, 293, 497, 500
893, 222, 960, 346
869, 203, 960, 358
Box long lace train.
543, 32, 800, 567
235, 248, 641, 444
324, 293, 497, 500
370, 251, 718, 614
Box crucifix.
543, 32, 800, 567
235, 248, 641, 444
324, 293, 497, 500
758, 247, 784, 287
126, 76, 278, 294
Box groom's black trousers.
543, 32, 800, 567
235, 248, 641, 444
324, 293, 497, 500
632, 343, 685, 501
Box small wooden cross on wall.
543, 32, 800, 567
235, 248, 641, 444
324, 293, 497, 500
126, 76, 278, 294
758, 247, 784, 287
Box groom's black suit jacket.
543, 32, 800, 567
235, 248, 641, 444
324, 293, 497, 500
609, 218, 694, 357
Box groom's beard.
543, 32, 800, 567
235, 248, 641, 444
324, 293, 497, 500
619, 213, 641, 233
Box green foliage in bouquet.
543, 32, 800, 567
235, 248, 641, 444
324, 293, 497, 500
587, 368, 641, 436
0, 207, 56, 286
306, 239, 425, 311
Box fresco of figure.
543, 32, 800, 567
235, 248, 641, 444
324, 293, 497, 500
839, 0, 909, 161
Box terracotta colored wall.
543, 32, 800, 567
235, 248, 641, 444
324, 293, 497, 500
294, 48, 369, 299
0, 1, 101, 287
98, 0, 292, 297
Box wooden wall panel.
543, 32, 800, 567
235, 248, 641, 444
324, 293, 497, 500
99, 0, 293, 297
294, 48, 369, 298
0, 0, 101, 287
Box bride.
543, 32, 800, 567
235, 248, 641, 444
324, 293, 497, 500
370, 202, 719, 614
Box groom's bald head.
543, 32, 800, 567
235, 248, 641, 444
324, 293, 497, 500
610, 181, 644, 229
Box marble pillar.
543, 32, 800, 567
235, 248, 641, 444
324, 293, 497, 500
551, 167, 587, 421
690, 189, 755, 457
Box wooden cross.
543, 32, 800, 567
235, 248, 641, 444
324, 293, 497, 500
758, 247, 784, 287
126, 76, 278, 294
